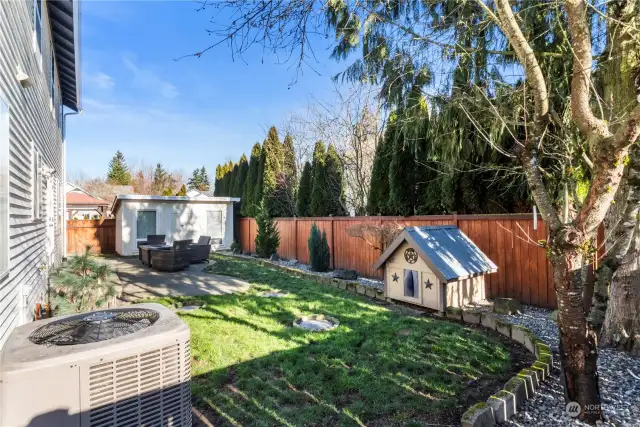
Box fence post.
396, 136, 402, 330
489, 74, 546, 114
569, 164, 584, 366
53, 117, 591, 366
453, 213, 458, 227
331, 218, 335, 269
294, 217, 298, 261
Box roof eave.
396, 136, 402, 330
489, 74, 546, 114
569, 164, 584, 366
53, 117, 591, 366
48, 0, 81, 111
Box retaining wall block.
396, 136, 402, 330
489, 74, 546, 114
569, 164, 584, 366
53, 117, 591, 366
375, 290, 386, 301
495, 320, 512, 338
346, 283, 356, 293
518, 369, 539, 394
510, 326, 528, 346
338, 282, 347, 290
523, 332, 537, 354
445, 307, 463, 320
504, 376, 529, 404
365, 288, 377, 298
462, 310, 482, 324
487, 390, 516, 423
481, 313, 497, 330
461, 402, 496, 427
355, 284, 366, 295
531, 361, 547, 381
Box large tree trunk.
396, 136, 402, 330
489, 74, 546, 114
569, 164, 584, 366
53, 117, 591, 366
551, 229, 603, 422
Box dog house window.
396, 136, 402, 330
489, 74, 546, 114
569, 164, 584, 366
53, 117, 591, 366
404, 269, 418, 298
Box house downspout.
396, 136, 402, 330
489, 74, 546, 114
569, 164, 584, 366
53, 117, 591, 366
62, 109, 81, 257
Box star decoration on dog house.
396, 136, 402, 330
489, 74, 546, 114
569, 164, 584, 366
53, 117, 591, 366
392, 273, 399, 282
424, 280, 433, 289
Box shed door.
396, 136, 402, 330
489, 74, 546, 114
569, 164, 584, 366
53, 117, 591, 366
206, 211, 223, 239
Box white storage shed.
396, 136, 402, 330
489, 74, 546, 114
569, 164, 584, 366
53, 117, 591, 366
111, 195, 240, 256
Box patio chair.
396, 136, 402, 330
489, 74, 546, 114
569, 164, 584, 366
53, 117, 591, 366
151, 240, 193, 272
189, 236, 212, 263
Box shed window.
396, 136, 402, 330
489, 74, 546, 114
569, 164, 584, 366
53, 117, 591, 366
0, 95, 9, 278
136, 211, 156, 240
404, 270, 418, 298
206, 211, 223, 238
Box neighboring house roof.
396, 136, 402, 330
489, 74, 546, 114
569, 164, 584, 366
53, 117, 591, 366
47, 0, 81, 111
66, 192, 109, 206
373, 226, 498, 282
110, 194, 241, 215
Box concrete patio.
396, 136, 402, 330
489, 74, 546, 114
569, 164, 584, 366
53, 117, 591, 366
103, 257, 251, 301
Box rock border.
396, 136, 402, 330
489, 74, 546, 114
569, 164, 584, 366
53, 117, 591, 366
216, 253, 552, 426
459, 310, 553, 427
218, 252, 388, 301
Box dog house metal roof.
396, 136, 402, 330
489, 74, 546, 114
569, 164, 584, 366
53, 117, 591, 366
373, 226, 497, 282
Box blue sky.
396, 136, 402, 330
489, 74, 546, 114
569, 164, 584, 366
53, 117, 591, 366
66, 0, 345, 181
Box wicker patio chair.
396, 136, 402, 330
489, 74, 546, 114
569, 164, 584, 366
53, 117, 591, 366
151, 240, 192, 272
189, 236, 212, 263
138, 235, 166, 260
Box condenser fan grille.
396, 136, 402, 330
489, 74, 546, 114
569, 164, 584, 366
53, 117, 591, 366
29, 308, 160, 346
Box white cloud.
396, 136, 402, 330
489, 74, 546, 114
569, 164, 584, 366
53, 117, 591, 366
85, 72, 115, 90
122, 55, 179, 99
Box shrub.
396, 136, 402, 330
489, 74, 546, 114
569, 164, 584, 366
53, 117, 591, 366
255, 203, 280, 258
230, 240, 242, 254
52, 246, 117, 313
308, 223, 330, 272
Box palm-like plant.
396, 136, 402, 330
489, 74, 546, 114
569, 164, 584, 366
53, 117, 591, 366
53, 246, 117, 313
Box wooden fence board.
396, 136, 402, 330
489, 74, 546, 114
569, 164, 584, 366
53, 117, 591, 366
235, 214, 601, 309
66, 219, 116, 255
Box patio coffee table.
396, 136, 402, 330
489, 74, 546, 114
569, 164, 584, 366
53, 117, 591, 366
139, 245, 170, 267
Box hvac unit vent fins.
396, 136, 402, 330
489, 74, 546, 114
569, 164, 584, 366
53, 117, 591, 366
88, 342, 191, 427
28, 308, 160, 346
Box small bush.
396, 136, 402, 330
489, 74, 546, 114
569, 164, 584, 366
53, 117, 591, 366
255, 202, 280, 258
308, 223, 330, 272
230, 240, 242, 254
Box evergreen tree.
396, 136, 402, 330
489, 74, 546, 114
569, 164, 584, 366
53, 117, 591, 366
106, 151, 131, 185
309, 141, 327, 216
282, 134, 297, 195
175, 184, 188, 196
229, 163, 239, 197
261, 127, 285, 216
255, 149, 265, 208
242, 144, 262, 216
152, 163, 169, 194
296, 162, 313, 217
254, 202, 280, 258
213, 165, 222, 196
198, 166, 211, 191
308, 223, 330, 272
233, 154, 249, 197
325, 144, 347, 216
223, 161, 234, 196
367, 125, 394, 215
388, 126, 417, 216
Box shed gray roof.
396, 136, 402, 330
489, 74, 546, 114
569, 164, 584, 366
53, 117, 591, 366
373, 226, 497, 282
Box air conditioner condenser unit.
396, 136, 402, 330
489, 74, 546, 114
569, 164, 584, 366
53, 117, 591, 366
0, 303, 191, 427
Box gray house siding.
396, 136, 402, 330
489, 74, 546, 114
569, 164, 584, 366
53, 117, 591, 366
0, 0, 65, 348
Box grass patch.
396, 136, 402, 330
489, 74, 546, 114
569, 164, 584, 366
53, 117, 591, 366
144, 255, 513, 426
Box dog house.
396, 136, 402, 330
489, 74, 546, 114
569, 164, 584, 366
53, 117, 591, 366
373, 226, 497, 312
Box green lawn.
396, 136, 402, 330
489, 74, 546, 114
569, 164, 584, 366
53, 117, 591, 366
146, 256, 514, 427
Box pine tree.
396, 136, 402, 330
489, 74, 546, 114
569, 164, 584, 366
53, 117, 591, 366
309, 141, 327, 216
367, 128, 394, 215
233, 154, 249, 197
189, 168, 203, 191
175, 184, 188, 196
262, 127, 285, 216
388, 125, 417, 216
324, 144, 347, 216
198, 166, 210, 191
297, 162, 313, 217
152, 163, 169, 194
242, 144, 262, 216
106, 151, 131, 185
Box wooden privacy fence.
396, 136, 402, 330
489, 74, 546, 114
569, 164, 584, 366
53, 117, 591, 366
66, 219, 116, 255
238, 214, 604, 309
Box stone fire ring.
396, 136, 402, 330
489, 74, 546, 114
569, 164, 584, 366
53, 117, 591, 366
293, 315, 339, 332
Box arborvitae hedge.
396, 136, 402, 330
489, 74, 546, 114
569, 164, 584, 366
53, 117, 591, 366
297, 162, 313, 217
367, 122, 394, 215
325, 144, 346, 216
242, 143, 262, 216
308, 223, 330, 271
234, 154, 248, 198
309, 141, 327, 216
388, 127, 417, 216
255, 202, 280, 258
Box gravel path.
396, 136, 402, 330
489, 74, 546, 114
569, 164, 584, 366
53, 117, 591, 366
496, 307, 640, 427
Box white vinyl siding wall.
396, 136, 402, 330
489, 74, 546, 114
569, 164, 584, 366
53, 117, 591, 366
0, 0, 65, 349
